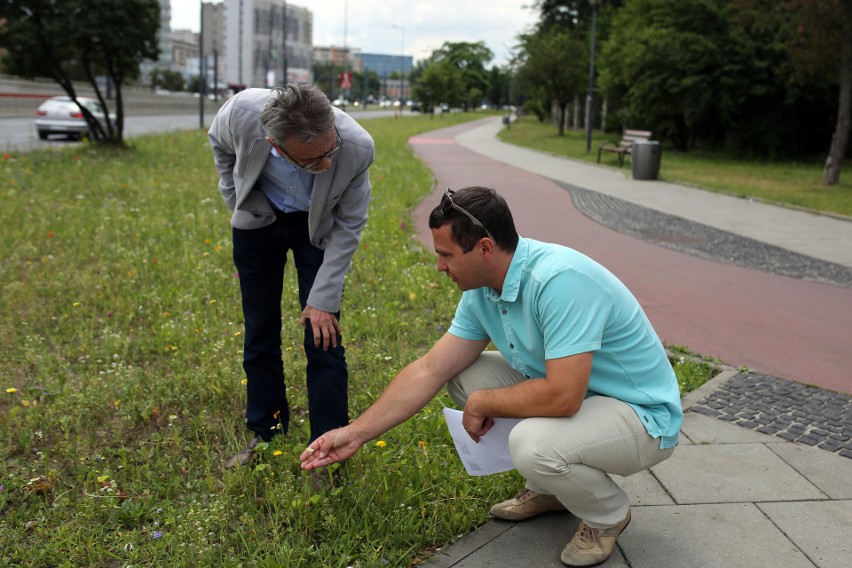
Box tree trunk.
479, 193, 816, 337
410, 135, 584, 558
822, 1, 852, 185
572, 93, 581, 129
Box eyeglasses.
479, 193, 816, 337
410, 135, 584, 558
440, 188, 494, 241
277, 126, 343, 171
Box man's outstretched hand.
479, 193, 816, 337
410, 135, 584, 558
300, 427, 361, 470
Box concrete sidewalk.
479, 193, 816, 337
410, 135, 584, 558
416, 119, 852, 567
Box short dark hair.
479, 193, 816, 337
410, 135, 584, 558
429, 186, 519, 253
259, 83, 335, 147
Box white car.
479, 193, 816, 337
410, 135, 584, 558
35, 96, 117, 140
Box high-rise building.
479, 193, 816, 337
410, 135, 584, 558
223, 0, 313, 91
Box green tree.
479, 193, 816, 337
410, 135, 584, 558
414, 59, 466, 112
150, 68, 185, 92
516, 25, 588, 136
487, 66, 511, 108
430, 41, 494, 110
783, 0, 852, 184
598, 0, 731, 151
0, 0, 160, 144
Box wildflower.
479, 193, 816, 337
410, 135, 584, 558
375, 440, 387, 448
419, 440, 428, 448
241, 378, 247, 385
21, 400, 30, 407
5, 388, 16, 394
152, 531, 164, 539
273, 450, 283, 457
47, 231, 54, 238
408, 292, 416, 301
2, 153, 10, 160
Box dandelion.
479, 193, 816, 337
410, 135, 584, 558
5, 388, 16, 394
241, 378, 247, 385
375, 440, 387, 448
273, 450, 283, 457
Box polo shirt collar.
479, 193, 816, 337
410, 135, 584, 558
486, 237, 529, 303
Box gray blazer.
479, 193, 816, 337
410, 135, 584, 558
208, 88, 374, 314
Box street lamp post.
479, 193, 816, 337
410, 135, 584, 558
585, 0, 600, 153
392, 24, 405, 105
199, 0, 205, 129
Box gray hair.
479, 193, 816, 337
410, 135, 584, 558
259, 83, 335, 147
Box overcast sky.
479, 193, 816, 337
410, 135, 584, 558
169, 1, 540, 66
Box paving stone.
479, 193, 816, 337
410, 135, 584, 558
618, 504, 815, 568
690, 372, 852, 460
651, 444, 827, 504
758, 501, 852, 568
767, 443, 852, 499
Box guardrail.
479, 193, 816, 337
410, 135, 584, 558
0, 75, 226, 118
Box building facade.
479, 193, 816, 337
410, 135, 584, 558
223, 0, 313, 91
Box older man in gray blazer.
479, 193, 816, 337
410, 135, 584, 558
209, 83, 374, 467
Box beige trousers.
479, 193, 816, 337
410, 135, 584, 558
447, 352, 675, 528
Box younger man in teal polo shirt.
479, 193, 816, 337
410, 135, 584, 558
301, 186, 682, 567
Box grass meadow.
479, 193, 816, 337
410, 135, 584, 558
1, 112, 715, 567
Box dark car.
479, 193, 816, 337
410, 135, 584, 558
35, 96, 117, 140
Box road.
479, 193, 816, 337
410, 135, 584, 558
1, 109, 396, 151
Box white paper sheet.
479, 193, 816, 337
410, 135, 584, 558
442, 407, 522, 476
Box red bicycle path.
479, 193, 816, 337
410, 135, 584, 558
407, 120, 852, 396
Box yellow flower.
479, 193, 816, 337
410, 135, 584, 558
241, 378, 248, 385
273, 450, 283, 457
5, 388, 17, 394
408, 292, 416, 301
374, 440, 387, 448
418, 440, 428, 448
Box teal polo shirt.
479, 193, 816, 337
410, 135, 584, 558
447, 237, 683, 449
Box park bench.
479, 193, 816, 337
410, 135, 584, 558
597, 129, 653, 167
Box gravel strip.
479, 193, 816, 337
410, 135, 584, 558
556, 182, 852, 289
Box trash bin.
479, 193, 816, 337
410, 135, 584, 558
631, 140, 661, 180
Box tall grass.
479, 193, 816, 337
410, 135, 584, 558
0, 113, 714, 567
499, 117, 852, 218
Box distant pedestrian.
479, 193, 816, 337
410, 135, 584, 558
208, 83, 375, 467
301, 186, 682, 566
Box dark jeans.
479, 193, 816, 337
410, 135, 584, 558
232, 210, 348, 443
